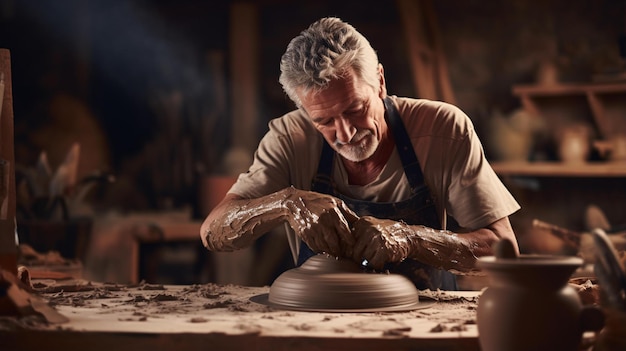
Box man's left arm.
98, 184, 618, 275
350, 216, 518, 274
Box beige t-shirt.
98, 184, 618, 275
229, 96, 520, 230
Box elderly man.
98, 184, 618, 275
201, 17, 520, 290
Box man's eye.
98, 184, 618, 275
318, 118, 333, 126
346, 105, 364, 116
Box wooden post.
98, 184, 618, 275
229, 2, 259, 154
396, 0, 456, 104
0, 48, 17, 276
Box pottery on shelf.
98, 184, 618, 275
558, 125, 591, 164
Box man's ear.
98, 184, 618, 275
378, 63, 387, 98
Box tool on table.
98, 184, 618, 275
533, 219, 626, 264
532, 219, 582, 251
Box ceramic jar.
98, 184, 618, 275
477, 255, 602, 351
558, 125, 590, 163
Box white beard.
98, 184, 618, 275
334, 130, 378, 162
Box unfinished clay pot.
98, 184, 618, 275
477, 254, 602, 351
268, 254, 424, 312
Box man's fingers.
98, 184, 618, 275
339, 203, 360, 225
352, 233, 380, 265
351, 219, 369, 262
351, 237, 366, 263
367, 252, 386, 270
321, 231, 340, 255
334, 206, 356, 245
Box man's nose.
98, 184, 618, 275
335, 117, 356, 144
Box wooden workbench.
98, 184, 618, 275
0, 280, 482, 351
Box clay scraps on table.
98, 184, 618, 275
3, 280, 482, 337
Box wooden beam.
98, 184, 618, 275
229, 2, 260, 154
0, 48, 17, 276
396, 0, 456, 104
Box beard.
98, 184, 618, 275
333, 130, 379, 162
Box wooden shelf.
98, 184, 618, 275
512, 82, 626, 96
512, 82, 626, 139
491, 161, 626, 177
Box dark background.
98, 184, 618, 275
1, 0, 625, 277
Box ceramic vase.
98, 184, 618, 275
558, 125, 590, 164
477, 255, 601, 351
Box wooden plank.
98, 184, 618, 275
0, 49, 17, 276
421, 0, 456, 105
397, 0, 437, 100
1, 331, 480, 351
0, 49, 15, 220
491, 161, 626, 177
229, 3, 259, 153
396, 0, 456, 104
512, 83, 626, 96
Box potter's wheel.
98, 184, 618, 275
265, 254, 431, 312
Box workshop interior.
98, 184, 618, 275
1, 1, 626, 350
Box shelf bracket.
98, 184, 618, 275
586, 92, 610, 139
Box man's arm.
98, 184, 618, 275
350, 216, 518, 274
200, 186, 359, 256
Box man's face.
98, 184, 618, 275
298, 69, 387, 163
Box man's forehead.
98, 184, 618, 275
300, 77, 370, 111
302, 94, 365, 122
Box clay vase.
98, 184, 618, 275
558, 125, 590, 164
477, 254, 601, 351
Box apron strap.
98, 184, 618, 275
311, 141, 335, 194
383, 97, 424, 192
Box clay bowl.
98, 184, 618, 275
268, 254, 425, 312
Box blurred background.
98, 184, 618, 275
1, 0, 625, 287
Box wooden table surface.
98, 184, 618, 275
0, 280, 482, 351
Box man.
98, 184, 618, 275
201, 17, 520, 290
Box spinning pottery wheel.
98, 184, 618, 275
268, 254, 431, 312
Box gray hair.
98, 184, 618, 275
279, 17, 380, 107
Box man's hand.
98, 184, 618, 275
351, 216, 419, 270
282, 187, 359, 257
201, 186, 359, 255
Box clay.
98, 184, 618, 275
204, 187, 357, 257
352, 216, 483, 274
205, 186, 485, 275
267, 254, 429, 312
477, 253, 603, 351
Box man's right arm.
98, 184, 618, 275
200, 186, 359, 256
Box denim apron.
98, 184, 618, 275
297, 97, 457, 290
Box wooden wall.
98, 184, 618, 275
1, 0, 625, 253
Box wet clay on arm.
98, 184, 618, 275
351, 216, 518, 274
201, 186, 359, 255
